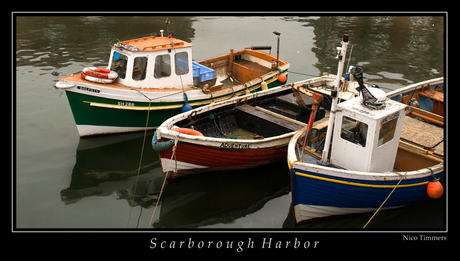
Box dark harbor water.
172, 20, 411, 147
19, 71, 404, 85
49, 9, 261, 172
15, 15, 445, 229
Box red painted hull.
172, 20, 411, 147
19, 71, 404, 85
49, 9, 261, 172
159, 139, 288, 181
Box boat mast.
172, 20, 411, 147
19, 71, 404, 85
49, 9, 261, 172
321, 34, 349, 164
273, 31, 281, 69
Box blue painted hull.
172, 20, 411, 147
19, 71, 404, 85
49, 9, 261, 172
291, 167, 444, 210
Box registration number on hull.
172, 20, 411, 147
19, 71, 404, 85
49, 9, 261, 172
118, 102, 135, 107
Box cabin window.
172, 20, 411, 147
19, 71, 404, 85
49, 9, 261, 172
175, 52, 189, 75
340, 116, 368, 147
154, 54, 171, 78
132, 57, 148, 81
111, 52, 128, 79
378, 117, 398, 147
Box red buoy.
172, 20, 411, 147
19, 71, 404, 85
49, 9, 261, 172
427, 175, 444, 199
278, 73, 287, 83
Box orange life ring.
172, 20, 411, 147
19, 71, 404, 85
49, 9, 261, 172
82, 67, 118, 79
170, 128, 204, 136
81, 72, 117, 84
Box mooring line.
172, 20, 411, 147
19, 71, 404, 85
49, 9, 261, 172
126, 99, 152, 228
362, 172, 407, 229
147, 135, 179, 228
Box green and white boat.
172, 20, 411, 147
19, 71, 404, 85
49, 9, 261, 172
55, 30, 290, 137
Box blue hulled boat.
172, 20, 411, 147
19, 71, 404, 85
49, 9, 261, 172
287, 35, 444, 225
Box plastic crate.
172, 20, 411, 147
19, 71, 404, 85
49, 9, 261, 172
199, 66, 215, 82
192, 62, 215, 82
192, 62, 200, 78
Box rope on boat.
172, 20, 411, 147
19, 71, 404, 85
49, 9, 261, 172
148, 135, 179, 228
288, 71, 324, 78
126, 100, 152, 228
127, 40, 188, 228
362, 172, 407, 229
209, 114, 226, 136
288, 69, 395, 92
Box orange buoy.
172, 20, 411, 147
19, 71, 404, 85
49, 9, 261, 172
427, 175, 444, 199
278, 73, 287, 83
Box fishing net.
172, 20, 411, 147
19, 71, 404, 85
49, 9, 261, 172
350, 67, 377, 106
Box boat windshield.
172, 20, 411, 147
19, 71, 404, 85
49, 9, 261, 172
175, 52, 189, 75
340, 116, 368, 147
154, 54, 171, 78
132, 56, 148, 81
378, 117, 398, 146
111, 52, 128, 79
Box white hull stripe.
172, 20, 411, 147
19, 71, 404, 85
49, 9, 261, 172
160, 158, 207, 173
293, 204, 401, 223
76, 125, 155, 137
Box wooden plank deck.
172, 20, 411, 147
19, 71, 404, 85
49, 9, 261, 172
401, 116, 444, 149
236, 104, 305, 136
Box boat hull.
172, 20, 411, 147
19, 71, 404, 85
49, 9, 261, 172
65, 90, 181, 136
63, 72, 286, 137
159, 136, 290, 182
290, 163, 443, 224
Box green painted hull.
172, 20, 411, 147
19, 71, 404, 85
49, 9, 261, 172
65, 75, 287, 136
66, 91, 181, 128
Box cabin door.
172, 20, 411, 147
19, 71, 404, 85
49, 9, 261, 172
330, 113, 373, 172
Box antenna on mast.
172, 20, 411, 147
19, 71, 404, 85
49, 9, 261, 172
273, 31, 281, 70
165, 18, 170, 37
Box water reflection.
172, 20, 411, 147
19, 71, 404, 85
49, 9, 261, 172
16, 16, 196, 70
303, 16, 444, 83
16, 15, 444, 228
60, 132, 163, 207
60, 132, 291, 228
153, 162, 290, 228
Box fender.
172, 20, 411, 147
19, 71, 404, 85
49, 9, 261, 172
151, 131, 175, 152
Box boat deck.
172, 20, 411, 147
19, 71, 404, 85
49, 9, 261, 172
234, 59, 272, 75
205, 77, 242, 93
401, 116, 444, 150
236, 104, 306, 134
204, 59, 272, 93
216, 127, 258, 139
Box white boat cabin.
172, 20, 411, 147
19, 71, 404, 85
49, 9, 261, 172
330, 94, 407, 173
107, 32, 196, 89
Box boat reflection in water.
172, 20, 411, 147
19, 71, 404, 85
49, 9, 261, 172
152, 161, 290, 228
60, 132, 164, 208
60, 132, 291, 228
